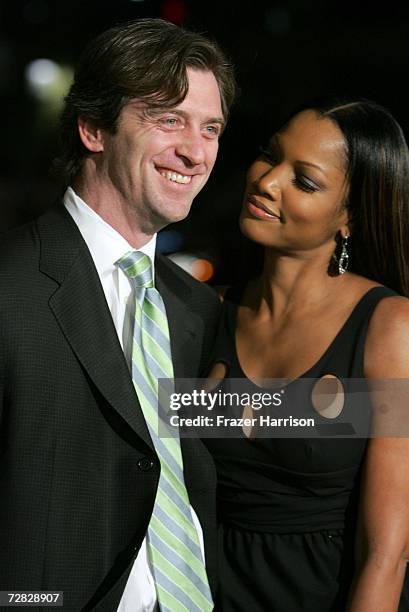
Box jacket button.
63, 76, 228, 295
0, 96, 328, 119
137, 457, 155, 471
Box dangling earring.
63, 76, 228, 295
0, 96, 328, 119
338, 235, 349, 275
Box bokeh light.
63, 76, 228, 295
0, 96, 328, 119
26, 59, 59, 90
191, 258, 214, 282
25, 59, 73, 109
25, 58, 74, 117
159, 0, 187, 24
167, 252, 215, 282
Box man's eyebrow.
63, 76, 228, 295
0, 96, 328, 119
205, 115, 226, 133
153, 108, 225, 127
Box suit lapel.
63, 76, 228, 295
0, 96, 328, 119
36, 205, 205, 453
37, 204, 154, 451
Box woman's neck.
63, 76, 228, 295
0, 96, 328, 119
250, 248, 348, 320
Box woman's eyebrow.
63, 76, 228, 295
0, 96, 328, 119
274, 133, 327, 176
295, 160, 327, 176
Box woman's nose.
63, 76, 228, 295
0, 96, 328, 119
255, 166, 282, 200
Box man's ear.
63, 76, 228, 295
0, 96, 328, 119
77, 116, 104, 153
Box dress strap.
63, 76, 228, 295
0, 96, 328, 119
347, 286, 397, 377
310, 285, 398, 378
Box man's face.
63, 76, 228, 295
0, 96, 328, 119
97, 68, 224, 235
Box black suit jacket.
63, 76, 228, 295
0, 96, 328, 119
0, 203, 221, 611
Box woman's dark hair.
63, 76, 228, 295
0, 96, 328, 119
302, 97, 409, 296
242, 97, 409, 295
55, 18, 236, 183
241, 97, 409, 295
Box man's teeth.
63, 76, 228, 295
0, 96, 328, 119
160, 171, 191, 184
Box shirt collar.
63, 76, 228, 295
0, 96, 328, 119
63, 186, 157, 280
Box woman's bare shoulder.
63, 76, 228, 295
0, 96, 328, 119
364, 292, 409, 378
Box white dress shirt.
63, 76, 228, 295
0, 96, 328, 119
63, 187, 205, 612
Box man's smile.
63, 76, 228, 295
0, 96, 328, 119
157, 168, 193, 184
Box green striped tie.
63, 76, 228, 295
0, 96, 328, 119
116, 251, 213, 612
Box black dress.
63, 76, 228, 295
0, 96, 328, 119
204, 286, 409, 612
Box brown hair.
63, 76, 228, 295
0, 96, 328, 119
56, 18, 236, 182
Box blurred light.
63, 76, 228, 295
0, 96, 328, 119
26, 59, 59, 89
265, 7, 292, 34
157, 229, 184, 254
160, 0, 187, 24
191, 258, 214, 282
167, 252, 214, 282
167, 252, 195, 275
25, 59, 74, 110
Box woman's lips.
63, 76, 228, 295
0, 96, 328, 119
246, 196, 281, 220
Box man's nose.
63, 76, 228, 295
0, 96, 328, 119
175, 129, 206, 166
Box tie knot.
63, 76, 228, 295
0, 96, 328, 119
116, 251, 153, 287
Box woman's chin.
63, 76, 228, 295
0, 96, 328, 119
239, 214, 275, 247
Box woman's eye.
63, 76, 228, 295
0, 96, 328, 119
292, 176, 318, 193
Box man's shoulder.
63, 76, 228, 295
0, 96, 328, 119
0, 218, 39, 262
0, 202, 79, 276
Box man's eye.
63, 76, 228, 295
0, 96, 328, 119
160, 116, 181, 128
204, 125, 220, 137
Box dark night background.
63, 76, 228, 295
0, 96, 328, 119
1, 0, 408, 283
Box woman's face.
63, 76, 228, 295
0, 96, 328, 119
240, 110, 350, 255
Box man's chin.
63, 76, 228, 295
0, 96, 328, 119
147, 202, 194, 233
163, 201, 194, 224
